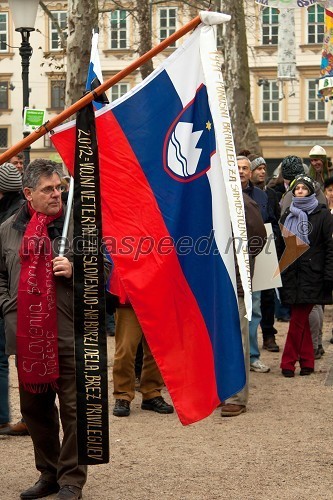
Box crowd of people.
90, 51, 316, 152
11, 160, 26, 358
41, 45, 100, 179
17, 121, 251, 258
0, 145, 332, 498
220, 147, 333, 416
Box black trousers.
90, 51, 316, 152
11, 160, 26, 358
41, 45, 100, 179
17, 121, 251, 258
260, 289, 277, 340
20, 355, 87, 488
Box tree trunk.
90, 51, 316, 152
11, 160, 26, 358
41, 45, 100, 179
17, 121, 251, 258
65, 0, 99, 107
136, 0, 153, 79
220, 0, 261, 154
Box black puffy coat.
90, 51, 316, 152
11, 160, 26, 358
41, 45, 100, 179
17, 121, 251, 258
279, 204, 333, 305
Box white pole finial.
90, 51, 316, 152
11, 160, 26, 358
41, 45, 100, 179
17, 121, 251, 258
199, 11, 231, 25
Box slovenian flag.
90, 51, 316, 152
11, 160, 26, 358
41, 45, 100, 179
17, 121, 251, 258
51, 14, 249, 425
86, 28, 106, 110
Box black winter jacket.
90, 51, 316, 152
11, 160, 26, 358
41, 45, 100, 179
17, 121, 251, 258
0, 192, 24, 225
279, 204, 333, 305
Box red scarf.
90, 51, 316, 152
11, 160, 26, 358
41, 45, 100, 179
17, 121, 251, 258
17, 203, 63, 393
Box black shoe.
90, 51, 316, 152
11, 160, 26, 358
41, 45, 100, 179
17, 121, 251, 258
141, 396, 174, 414
300, 367, 314, 376
314, 348, 322, 360
263, 336, 280, 352
20, 479, 59, 499
113, 399, 130, 417
318, 344, 325, 356
330, 336, 333, 345
276, 317, 290, 322
281, 369, 294, 378
55, 485, 82, 500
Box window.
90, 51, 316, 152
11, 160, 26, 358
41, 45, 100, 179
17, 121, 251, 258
0, 81, 8, 109
0, 127, 8, 148
262, 81, 279, 122
262, 7, 278, 45
110, 10, 128, 49
111, 83, 129, 102
50, 11, 67, 50
0, 12, 8, 52
159, 8, 177, 47
308, 5, 324, 44
307, 79, 325, 121
50, 80, 66, 109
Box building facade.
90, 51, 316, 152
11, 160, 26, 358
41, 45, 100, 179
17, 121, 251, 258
0, 1, 329, 166
247, 1, 330, 168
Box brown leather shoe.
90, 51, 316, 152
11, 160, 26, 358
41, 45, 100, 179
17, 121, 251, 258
220, 403, 246, 417
20, 479, 59, 499
7, 420, 29, 436
55, 485, 82, 499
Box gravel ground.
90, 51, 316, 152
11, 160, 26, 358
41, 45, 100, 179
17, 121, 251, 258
1, 307, 333, 500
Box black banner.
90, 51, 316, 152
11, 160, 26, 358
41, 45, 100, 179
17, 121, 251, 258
73, 102, 109, 465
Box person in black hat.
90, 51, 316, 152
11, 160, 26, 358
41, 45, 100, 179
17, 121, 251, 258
0, 163, 29, 437
0, 162, 24, 223
289, 174, 316, 195
279, 174, 333, 377
280, 157, 327, 215
281, 155, 305, 183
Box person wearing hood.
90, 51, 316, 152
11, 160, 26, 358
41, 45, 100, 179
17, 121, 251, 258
308, 145, 330, 188
279, 175, 333, 377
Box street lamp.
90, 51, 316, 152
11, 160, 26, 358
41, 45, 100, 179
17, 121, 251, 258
8, 0, 39, 166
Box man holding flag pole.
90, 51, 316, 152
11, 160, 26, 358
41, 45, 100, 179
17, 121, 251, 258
0, 16, 250, 495
0, 27, 109, 500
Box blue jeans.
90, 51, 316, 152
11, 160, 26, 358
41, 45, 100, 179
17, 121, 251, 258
249, 291, 262, 363
275, 291, 291, 320
0, 319, 9, 424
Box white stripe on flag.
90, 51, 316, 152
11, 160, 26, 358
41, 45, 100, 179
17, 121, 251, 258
199, 22, 252, 319
90, 30, 103, 83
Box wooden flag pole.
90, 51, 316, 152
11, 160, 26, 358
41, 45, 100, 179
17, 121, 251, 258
0, 15, 201, 165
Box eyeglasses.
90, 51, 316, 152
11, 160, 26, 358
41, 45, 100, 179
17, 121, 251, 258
31, 185, 65, 195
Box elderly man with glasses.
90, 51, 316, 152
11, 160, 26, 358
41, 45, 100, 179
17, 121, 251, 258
0, 159, 86, 500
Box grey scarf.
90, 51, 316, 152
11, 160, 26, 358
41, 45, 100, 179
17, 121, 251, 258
283, 194, 318, 244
